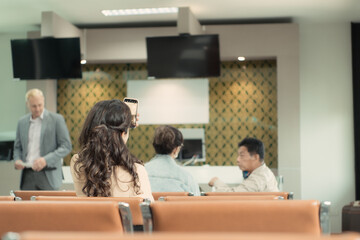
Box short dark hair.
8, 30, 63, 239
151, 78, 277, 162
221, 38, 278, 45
238, 137, 265, 160
153, 125, 183, 155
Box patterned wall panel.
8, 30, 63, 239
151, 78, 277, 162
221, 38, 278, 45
57, 60, 277, 167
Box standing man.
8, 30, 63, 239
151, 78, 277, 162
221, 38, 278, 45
13, 88, 72, 190
208, 137, 279, 192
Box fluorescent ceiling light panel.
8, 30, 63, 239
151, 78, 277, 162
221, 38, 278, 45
102, 7, 178, 16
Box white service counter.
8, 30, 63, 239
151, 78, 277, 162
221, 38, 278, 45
0, 160, 22, 195
61, 165, 244, 193
0, 161, 244, 194
181, 165, 243, 192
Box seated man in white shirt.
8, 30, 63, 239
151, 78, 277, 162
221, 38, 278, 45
208, 137, 279, 192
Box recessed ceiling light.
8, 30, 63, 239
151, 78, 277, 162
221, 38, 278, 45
238, 56, 246, 61
101, 7, 178, 16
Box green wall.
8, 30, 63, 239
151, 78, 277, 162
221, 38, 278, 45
0, 33, 27, 140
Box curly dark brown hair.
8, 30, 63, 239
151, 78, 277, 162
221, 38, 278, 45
75, 99, 143, 197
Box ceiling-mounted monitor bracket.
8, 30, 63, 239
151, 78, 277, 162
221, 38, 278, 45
177, 7, 205, 35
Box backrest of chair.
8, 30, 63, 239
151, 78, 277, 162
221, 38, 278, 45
0, 196, 15, 201
142, 200, 321, 234
0, 201, 123, 237
161, 195, 282, 201
12, 190, 76, 200
34, 196, 144, 225
152, 192, 191, 200
204, 191, 291, 199
5, 232, 360, 240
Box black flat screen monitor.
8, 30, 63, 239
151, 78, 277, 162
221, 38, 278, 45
146, 34, 220, 79
11, 37, 82, 80
0, 141, 14, 161
177, 139, 203, 161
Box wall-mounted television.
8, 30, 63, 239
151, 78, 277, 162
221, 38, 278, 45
146, 34, 220, 79
11, 37, 82, 80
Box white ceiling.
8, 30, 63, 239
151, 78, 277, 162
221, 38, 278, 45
1, 0, 360, 33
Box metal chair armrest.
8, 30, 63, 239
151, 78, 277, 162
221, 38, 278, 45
320, 200, 331, 234
288, 192, 294, 200
2, 232, 20, 240
118, 202, 134, 233
140, 201, 153, 233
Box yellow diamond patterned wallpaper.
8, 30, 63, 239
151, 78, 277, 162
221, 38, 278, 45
57, 60, 277, 168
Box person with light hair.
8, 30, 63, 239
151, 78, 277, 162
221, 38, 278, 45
13, 88, 72, 190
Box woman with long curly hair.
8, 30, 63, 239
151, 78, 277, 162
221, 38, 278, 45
70, 99, 153, 201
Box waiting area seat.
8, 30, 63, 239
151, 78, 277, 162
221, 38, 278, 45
140, 200, 330, 234
3, 231, 359, 240
159, 195, 282, 201
10, 190, 76, 200
33, 196, 144, 227
203, 191, 294, 199
0, 196, 15, 201
0, 201, 125, 237
152, 192, 193, 201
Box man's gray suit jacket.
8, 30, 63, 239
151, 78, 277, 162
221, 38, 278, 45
13, 109, 72, 189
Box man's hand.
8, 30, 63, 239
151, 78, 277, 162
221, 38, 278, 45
208, 177, 219, 187
32, 157, 47, 172
14, 160, 25, 170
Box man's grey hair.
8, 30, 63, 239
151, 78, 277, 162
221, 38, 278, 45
25, 88, 44, 102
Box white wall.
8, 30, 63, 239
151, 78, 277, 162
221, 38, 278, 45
127, 79, 209, 124
86, 27, 177, 63
299, 22, 355, 233
0, 33, 27, 139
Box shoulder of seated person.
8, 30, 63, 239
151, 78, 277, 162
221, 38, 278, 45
70, 154, 79, 162
135, 162, 146, 171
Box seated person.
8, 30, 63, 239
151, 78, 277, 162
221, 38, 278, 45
70, 100, 154, 201
145, 125, 201, 196
208, 137, 279, 192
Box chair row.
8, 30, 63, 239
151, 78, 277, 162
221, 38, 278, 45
203, 191, 294, 199
158, 195, 284, 201
32, 196, 145, 227
1, 190, 298, 233
0, 196, 15, 201
30, 194, 286, 231
9, 190, 294, 200
0, 201, 125, 237
2, 194, 284, 228
141, 200, 331, 234
0, 197, 331, 236
3, 231, 360, 240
